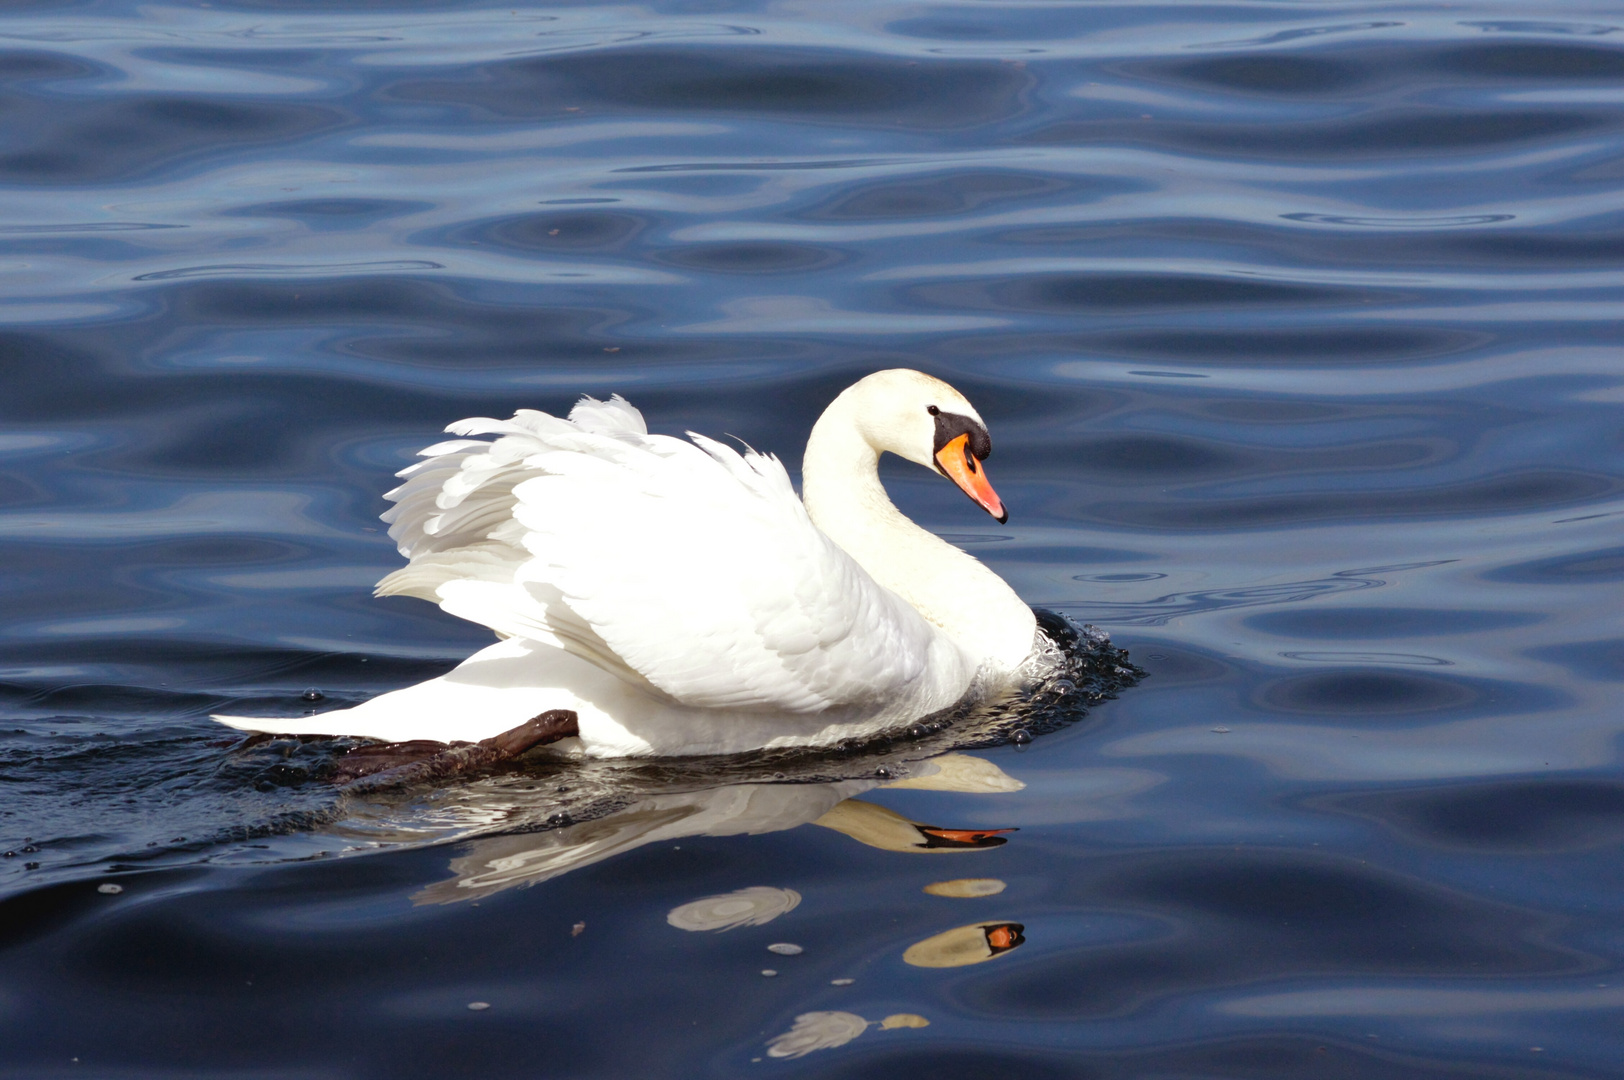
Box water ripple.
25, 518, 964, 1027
4, 2, 1624, 1075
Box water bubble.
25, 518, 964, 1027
1010, 729, 1032, 745
830, 978, 854, 986
98, 883, 123, 894
21, 846, 37, 854
467, 1002, 490, 1011
547, 812, 573, 827
1054, 679, 1075, 694
761, 969, 777, 977
23, 862, 37, 870
767, 943, 803, 955
874, 766, 893, 780
300, 689, 324, 702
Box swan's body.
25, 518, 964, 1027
214, 370, 1040, 757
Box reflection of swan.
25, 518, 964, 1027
767, 1011, 870, 1058
924, 878, 1005, 897
412, 753, 1020, 904
813, 750, 1026, 853
766, 1011, 929, 1059
902, 921, 1026, 967
414, 781, 866, 904
667, 887, 802, 932
812, 800, 1015, 852
215, 370, 1041, 756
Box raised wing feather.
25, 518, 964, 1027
376, 397, 957, 716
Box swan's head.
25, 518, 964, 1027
841, 369, 1007, 523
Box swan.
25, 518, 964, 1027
213, 369, 1042, 757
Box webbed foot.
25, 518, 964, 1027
331, 709, 580, 788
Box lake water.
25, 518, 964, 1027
4, 0, 1624, 1075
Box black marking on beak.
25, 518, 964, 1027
931, 411, 991, 474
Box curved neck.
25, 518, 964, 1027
801, 398, 1033, 670
802, 399, 910, 543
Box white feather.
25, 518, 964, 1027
214, 374, 1039, 757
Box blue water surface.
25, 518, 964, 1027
4, 0, 1624, 1076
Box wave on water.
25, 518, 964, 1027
0, 610, 1140, 893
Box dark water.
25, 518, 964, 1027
4, 0, 1624, 1075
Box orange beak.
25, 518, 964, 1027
983, 923, 1025, 954
934, 433, 1007, 523
917, 826, 1017, 846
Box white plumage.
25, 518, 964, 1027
214, 370, 1040, 757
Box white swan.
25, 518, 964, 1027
214, 369, 1041, 757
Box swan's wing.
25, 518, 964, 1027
376, 398, 958, 715
376, 396, 665, 693
510, 434, 956, 712
378, 396, 640, 568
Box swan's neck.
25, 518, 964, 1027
801, 405, 1034, 671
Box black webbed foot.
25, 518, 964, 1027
330, 709, 580, 790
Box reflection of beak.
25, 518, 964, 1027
915, 826, 1016, 850
934, 433, 1007, 523
983, 922, 1026, 955
813, 800, 1015, 854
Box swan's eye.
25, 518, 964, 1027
964, 442, 977, 473
927, 405, 939, 416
